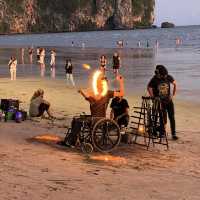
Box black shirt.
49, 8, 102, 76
110, 97, 129, 118
148, 75, 175, 102
113, 56, 120, 69
65, 63, 73, 74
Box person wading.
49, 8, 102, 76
112, 52, 121, 75
65, 59, 75, 87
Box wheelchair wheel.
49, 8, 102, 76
81, 143, 93, 154
92, 118, 121, 152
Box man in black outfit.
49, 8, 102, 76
110, 96, 129, 128
147, 65, 178, 140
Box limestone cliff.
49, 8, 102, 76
0, 0, 155, 33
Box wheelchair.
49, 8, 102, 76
64, 114, 121, 153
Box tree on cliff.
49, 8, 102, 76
0, 0, 155, 33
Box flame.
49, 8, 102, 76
139, 126, 144, 133
101, 79, 108, 97
93, 70, 101, 96
33, 134, 61, 142
83, 64, 91, 70
92, 70, 108, 97
90, 155, 127, 164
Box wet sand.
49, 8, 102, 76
0, 78, 200, 200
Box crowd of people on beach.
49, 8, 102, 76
7, 47, 123, 88
28, 61, 178, 150
8, 47, 67, 82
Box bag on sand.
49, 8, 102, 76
15, 110, 27, 123
0, 99, 19, 111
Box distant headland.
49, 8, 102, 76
0, 0, 155, 34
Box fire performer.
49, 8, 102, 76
78, 72, 124, 118
64, 70, 124, 147
147, 65, 178, 140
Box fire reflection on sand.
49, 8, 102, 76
89, 155, 127, 164
33, 134, 62, 143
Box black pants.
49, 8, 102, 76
161, 100, 176, 136
117, 115, 129, 127
37, 103, 50, 117
66, 118, 82, 146
66, 117, 92, 146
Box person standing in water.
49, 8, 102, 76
36, 47, 40, 62
155, 40, 159, 49
112, 52, 121, 75
8, 56, 17, 81
117, 40, 124, 48
175, 37, 181, 48
65, 59, 75, 87
146, 40, 150, 48
137, 41, 141, 48
39, 48, 46, 77
20, 48, 25, 65
50, 49, 56, 78
81, 42, 85, 49
99, 55, 107, 75
28, 47, 34, 64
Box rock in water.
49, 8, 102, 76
161, 22, 175, 28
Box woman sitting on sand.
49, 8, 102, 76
29, 89, 54, 119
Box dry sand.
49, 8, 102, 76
0, 78, 200, 200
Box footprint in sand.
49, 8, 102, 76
41, 168, 49, 173
86, 169, 101, 175
0, 153, 7, 158
46, 185, 59, 192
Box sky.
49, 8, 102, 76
155, 0, 200, 26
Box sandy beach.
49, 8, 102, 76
0, 77, 200, 200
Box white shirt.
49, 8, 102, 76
40, 50, 45, 64
8, 59, 17, 70
50, 52, 56, 66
